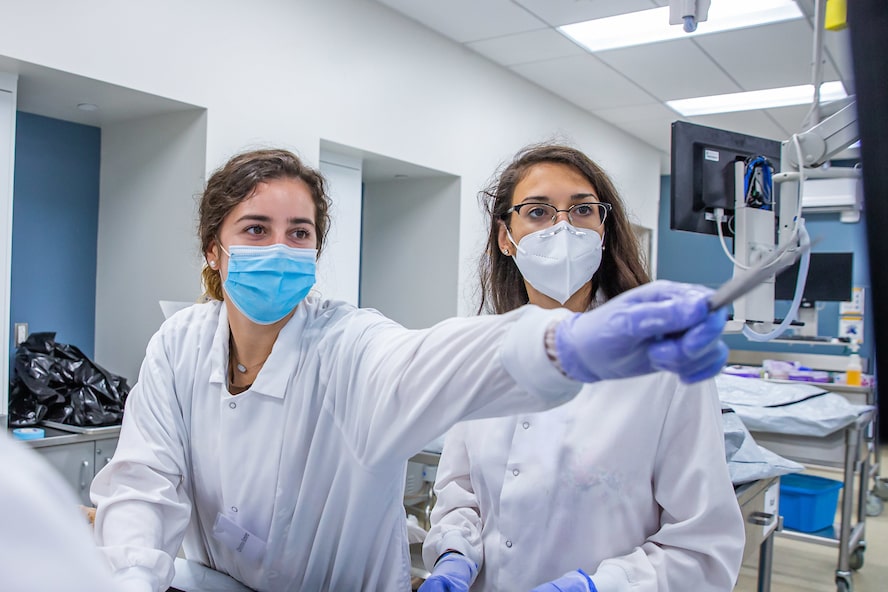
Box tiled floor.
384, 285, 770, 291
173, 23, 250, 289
734, 445, 888, 592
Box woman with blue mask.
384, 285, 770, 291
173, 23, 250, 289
90, 148, 730, 592
420, 144, 745, 592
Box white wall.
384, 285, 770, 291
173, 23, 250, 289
361, 176, 460, 329
0, 0, 661, 376
0, 72, 16, 423
96, 109, 207, 382
318, 150, 363, 305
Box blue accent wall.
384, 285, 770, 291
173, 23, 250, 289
10, 112, 101, 363
657, 175, 874, 364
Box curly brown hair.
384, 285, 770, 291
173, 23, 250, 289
479, 143, 650, 314
199, 148, 332, 301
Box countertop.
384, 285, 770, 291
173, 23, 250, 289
9, 424, 121, 448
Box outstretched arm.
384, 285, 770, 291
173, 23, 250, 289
555, 280, 728, 384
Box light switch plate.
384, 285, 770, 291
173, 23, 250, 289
14, 322, 28, 346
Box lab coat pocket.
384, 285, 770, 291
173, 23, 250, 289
212, 512, 267, 562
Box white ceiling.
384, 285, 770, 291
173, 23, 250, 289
372, 0, 854, 163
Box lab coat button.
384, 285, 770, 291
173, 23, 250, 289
268, 570, 278, 579
229, 401, 237, 409
512, 469, 520, 476
231, 506, 238, 513
522, 421, 530, 429
505, 540, 513, 548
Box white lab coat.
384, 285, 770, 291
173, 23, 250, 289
91, 296, 578, 592
423, 374, 745, 592
0, 434, 129, 592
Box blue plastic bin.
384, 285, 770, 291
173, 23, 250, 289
779, 473, 843, 533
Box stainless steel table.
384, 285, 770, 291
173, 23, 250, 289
751, 409, 876, 592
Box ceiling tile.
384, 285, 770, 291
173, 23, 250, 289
612, 117, 675, 154
591, 102, 677, 124
794, 0, 818, 19
510, 54, 655, 111
765, 99, 857, 140
513, 0, 659, 27
466, 29, 587, 67
684, 110, 786, 143
373, 0, 543, 43
374, 0, 853, 164
595, 39, 742, 101
765, 104, 815, 137
823, 29, 854, 90
694, 19, 839, 90
791, 1, 854, 93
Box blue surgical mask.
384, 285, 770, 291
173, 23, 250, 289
220, 244, 317, 324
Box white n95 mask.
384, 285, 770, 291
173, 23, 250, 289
508, 220, 602, 304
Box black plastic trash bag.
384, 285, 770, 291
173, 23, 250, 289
8, 332, 130, 428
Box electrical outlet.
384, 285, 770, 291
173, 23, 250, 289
840, 287, 865, 316
14, 322, 28, 346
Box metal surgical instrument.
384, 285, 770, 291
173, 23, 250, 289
708, 237, 817, 311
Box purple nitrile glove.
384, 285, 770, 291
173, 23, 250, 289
555, 280, 728, 384
529, 569, 598, 592
418, 552, 477, 592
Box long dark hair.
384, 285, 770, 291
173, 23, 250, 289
198, 148, 331, 301
478, 143, 650, 314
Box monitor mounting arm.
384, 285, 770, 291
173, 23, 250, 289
782, 102, 858, 170
728, 100, 858, 334
776, 100, 858, 249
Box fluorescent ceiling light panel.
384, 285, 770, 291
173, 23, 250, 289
666, 81, 848, 116
560, 0, 802, 52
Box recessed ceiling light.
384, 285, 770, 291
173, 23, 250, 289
559, 0, 802, 52
666, 81, 848, 116
77, 103, 99, 112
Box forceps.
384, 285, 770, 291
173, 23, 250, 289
707, 237, 817, 311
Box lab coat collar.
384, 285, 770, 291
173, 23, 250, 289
209, 302, 309, 400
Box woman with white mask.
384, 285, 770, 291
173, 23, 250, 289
90, 148, 729, 592
420, 144, 745, 592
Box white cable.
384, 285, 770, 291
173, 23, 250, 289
740, 133, 814, 341
714, 208, 750, 270
792, 133, 807, 222
742, 219, 811, 342
751, 134, 807, 257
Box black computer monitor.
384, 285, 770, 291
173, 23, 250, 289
774, 252, 854, 303
670, 121, 782, 236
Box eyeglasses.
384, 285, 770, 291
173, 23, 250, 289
506, 202, 611, 229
